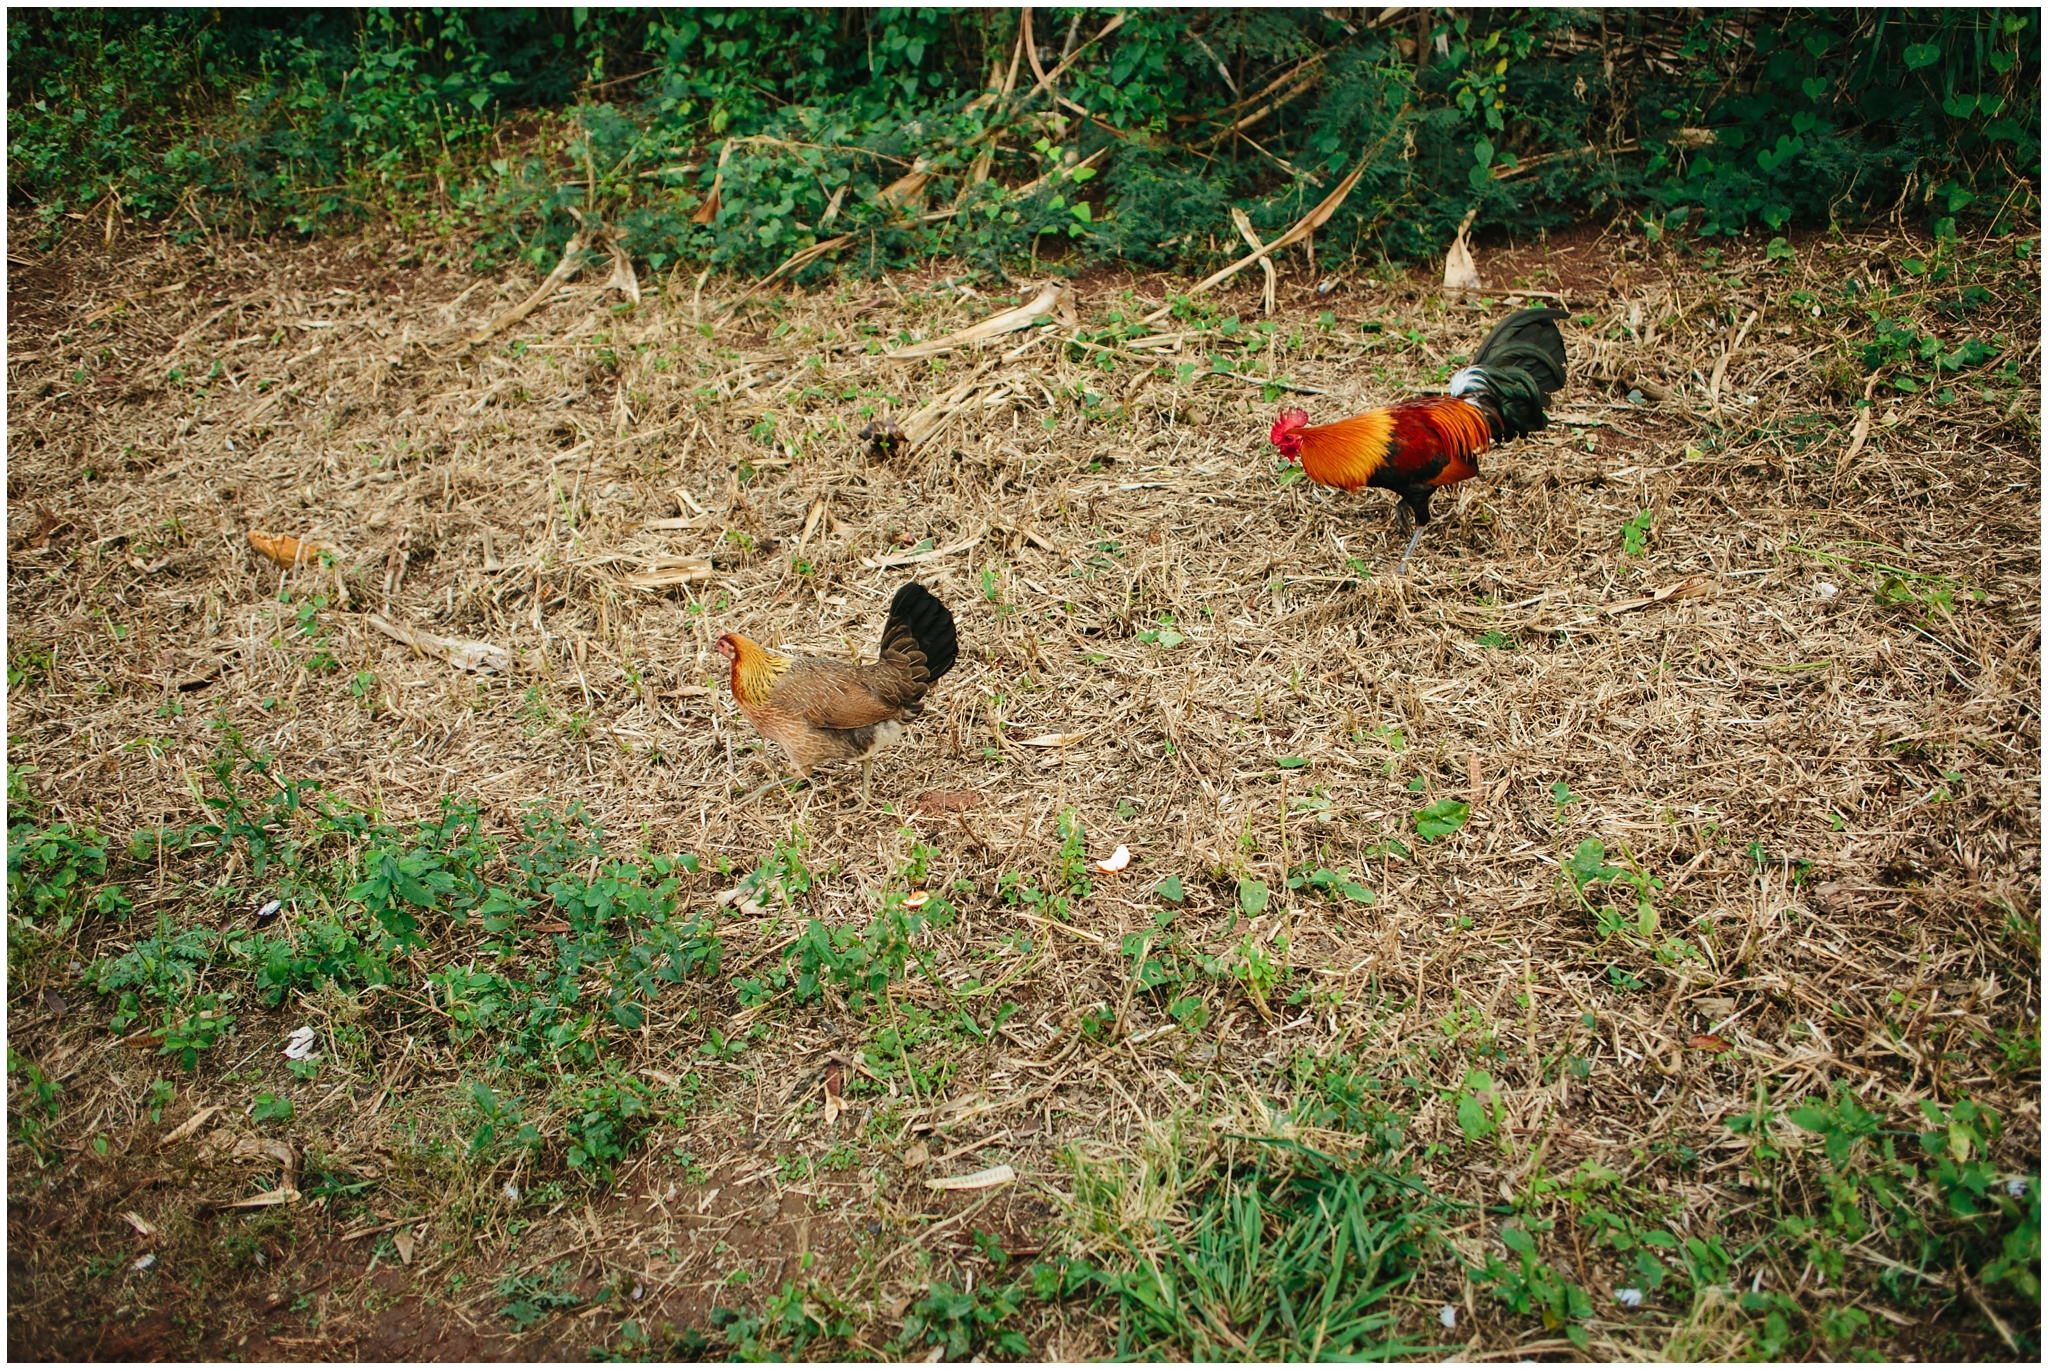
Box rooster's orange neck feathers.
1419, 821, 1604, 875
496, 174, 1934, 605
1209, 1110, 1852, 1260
724, 634, 788, 707
1288, 409, 1396, 490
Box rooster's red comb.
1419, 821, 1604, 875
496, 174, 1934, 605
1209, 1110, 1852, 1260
1269, 409, 1310, 447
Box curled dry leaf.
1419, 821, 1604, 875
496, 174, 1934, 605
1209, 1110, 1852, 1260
1688, 1033, 1733, 1052
1097, 845, 1131, 873
213, 1187, 300, 1211
121, 1211, 160, 1238
247, 530, 337, 570
159, 1104, 224, 1147
859, 418, 907, 459
1442, 228, 1482, 297
902, 891, 930, 910
901, 1141, 930, 1169
822, 1062, 845, 1128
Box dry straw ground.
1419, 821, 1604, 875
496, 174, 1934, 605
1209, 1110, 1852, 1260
6, 212, 2040, 1361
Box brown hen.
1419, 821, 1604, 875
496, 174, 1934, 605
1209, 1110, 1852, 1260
717, 582, 958, 801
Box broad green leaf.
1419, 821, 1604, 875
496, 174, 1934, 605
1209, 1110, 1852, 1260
1566, 838, 1621, 890
1413, 798, 1470, 841
1456, 1070, 1496, 1141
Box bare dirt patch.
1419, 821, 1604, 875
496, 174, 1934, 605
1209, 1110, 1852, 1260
8, 216, 2039, 1360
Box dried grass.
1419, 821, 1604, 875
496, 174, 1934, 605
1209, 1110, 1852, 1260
6, 214, 2039, 1359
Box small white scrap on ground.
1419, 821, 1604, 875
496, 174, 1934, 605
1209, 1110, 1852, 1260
1438, 1305, 1456, 1329
503, 1182, 520, 1202
1616, 1287, 1645, 1307
132, 1254, 156, 1272
2008, 1178, 2029, 1197
255, 899, 282, 920
1096, 845, 1131, 873
283, 1025, 319, 1060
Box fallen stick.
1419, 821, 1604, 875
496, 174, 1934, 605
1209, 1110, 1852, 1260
1834, 372, 1881, 478
884, 280, 1075, 361
465, 233, 592, 344
1707, 309, 1759, 409
716, 234, 854, 320
368, 614, 514, 674
862, 525, 988, 570
1141, 151, 1372, 326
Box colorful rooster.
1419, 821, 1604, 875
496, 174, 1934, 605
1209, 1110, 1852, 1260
1269, 307, 1569, 574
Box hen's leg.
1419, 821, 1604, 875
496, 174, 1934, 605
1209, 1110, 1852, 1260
738, 761, 807, 806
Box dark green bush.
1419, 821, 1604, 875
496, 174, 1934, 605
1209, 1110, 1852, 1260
10, 10, 2036, 275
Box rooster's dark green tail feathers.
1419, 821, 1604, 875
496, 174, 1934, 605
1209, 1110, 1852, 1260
1460, 308, 1569, 440
1472, 308, 1569, 394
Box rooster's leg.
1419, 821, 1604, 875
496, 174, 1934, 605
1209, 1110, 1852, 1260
1394, 525, 1427, 577
1390, 501, 1423, 576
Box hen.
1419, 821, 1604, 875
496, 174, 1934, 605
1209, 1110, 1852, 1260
1269, 307, 1569, 574
718, 582, 958, 802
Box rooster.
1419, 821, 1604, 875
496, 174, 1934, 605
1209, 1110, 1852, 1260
717, 582, 958, 802
1269, 307, 1569, 574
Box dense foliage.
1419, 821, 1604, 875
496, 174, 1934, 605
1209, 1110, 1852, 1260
8, 8, 2039, 277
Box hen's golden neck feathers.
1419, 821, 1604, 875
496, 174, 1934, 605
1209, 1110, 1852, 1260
721, 634, 788, 706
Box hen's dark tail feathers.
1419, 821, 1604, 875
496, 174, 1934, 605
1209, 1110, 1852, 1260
879, 582, 959, 683
1465, 307, 1569, 440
